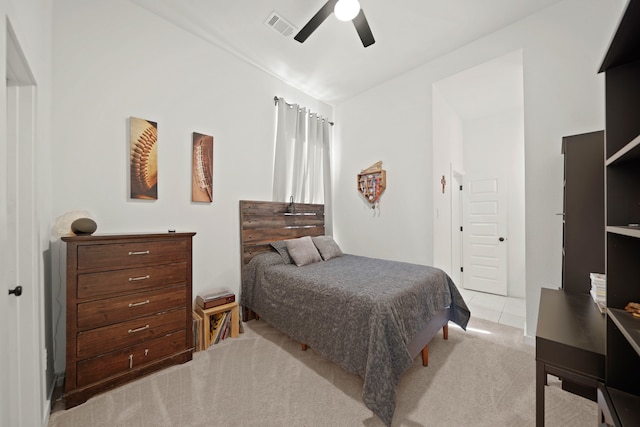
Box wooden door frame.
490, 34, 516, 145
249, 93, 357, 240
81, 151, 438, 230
451, 169, 464, 288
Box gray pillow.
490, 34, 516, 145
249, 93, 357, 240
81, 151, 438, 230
285, 236, 323, 266
270, 240, 293, 264
312, 235, 344, 261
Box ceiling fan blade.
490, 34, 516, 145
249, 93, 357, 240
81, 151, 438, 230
294, 0, 339, 43
353, 9, 375, 47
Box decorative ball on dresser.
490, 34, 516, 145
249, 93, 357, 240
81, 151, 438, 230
70, 218, 97, 235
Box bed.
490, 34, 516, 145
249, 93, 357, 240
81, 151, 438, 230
239, 200, 470, 426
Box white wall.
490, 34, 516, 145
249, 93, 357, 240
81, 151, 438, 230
432, 87, 464, 275
1, 0, 53, 422
333, 0, 625, 338
51, 0, 332, 374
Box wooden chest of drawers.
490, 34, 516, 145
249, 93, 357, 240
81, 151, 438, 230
62, 232, 196, 408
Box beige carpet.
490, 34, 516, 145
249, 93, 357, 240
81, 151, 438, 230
48, 317, 596, 427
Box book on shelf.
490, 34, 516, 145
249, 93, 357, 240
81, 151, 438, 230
209, 310, 232, 346
589, 272, 606, 285
209, 312, 226, 346
213, 311, 227, 344
219, 310, 232, 342
590, 289, 606, 314
589, 272, 606, 314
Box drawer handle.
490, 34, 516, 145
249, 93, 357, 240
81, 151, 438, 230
128, 299, 150, 308
128, 325, 149, 334
129, 275, 150, 282
128, 250, 150, 256
129, 354, 133, 369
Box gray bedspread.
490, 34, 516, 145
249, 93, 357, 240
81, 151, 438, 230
241, 252, 470, 426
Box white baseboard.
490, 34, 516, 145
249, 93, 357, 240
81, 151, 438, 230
523, 334, 535, 346
43, 372, 65, 426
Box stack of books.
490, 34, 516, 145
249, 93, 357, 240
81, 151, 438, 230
589, 272, 606, 313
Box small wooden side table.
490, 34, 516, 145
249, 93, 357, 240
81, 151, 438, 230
196, 301, 239, 348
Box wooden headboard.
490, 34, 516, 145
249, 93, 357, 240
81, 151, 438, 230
239, 200, 325, 267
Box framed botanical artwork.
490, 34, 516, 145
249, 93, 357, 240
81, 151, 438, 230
130, 117, 158, 200
192, 132, 213, 202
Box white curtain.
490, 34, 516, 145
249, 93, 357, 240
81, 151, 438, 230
272, 98, 332, 205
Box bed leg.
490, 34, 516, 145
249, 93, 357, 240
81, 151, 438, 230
443, 324, 448, 340
301, 343, 308, 351
421, 346, 428, 366
242, 307, 259, 322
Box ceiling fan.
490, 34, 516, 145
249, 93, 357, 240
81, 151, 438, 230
294, 0, 375, 47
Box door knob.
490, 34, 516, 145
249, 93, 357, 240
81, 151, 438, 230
8, 285, 22, 297
499, 237, 505, 242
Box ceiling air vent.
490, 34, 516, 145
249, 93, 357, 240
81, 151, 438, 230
265, 11, 297, 37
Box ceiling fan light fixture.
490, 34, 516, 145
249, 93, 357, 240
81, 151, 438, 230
334, 0, 361, 22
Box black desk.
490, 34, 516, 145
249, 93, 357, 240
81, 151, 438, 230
535, 288, 605, 427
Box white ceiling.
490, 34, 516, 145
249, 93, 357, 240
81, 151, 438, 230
130, 0, 564, 105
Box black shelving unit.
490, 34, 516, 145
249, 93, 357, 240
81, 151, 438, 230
599, 0, 640, 424
561, 131, 604, 294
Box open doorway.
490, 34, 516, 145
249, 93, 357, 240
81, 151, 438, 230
432, 50, 526, 300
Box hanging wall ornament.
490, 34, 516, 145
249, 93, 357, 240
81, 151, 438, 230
357, 161, 386, 212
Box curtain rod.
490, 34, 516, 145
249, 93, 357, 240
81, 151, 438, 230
274, 96, 334, 126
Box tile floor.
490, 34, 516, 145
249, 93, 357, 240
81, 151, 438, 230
458, 288, 526, 330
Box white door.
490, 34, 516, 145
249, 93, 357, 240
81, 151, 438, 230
0, 82, 12, 427
462, 175, 508, 295
1, 25, 41, 427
